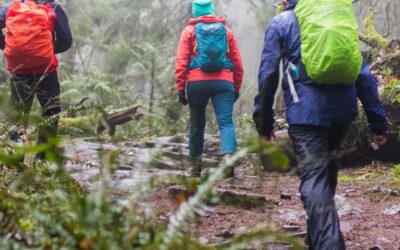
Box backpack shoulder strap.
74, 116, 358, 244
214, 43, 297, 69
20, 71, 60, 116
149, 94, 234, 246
225, 25, 230, 54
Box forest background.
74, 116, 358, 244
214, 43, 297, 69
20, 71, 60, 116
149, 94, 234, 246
1, 0, 398, 139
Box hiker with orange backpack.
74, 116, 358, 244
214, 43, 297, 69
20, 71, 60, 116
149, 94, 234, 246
253, 0, 388, 248
0, 0, 72, 161
175, 0, 243, 177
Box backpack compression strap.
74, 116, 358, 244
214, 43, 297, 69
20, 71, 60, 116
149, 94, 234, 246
192, 42, 230, 54
191, 24, 230, 55
286, 62, 300, 104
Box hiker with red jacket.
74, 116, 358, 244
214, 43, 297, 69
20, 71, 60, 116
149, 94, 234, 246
0, 0, 72, 161
254, 0, 388, 248
175, 0, 243, 177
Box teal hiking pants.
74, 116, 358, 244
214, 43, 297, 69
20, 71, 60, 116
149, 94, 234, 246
187, 80, 237, 160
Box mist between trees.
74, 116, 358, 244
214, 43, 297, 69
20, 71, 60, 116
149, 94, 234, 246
0, 0, 399, 249
0, 0, 397, 138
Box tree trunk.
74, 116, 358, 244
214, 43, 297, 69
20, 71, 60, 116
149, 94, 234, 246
149, 55, 156, 113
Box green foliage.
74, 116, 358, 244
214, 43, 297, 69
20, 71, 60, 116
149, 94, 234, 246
53, 0, 193, 139
382, 80, 400, 104
392, 165, 400, 178
0, 133, 300, 249
123, 104, 185, 139
360, 9, 388, 54
0, 146, 171, 249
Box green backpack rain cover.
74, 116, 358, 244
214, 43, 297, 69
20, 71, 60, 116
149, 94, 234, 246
295, 0, 362, 85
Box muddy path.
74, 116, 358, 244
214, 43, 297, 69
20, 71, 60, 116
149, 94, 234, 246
63, 136, 400, 249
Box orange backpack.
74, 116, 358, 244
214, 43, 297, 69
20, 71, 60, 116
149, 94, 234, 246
4, 0, 54, 73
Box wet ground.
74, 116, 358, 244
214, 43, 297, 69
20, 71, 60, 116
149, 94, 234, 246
64, 136, 400, 249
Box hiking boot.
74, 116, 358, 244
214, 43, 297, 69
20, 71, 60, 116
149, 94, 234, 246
189, 160, 202, 177
223, 154, 235, 178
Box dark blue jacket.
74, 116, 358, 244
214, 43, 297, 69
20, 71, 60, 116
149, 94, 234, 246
253, 0, 388, 135
0, 0, 72, 54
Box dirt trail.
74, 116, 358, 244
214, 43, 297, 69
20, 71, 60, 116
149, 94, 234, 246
151, 167, 400, 249
64, 137, 400, 249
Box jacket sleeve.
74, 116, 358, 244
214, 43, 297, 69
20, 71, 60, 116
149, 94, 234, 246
356, 60, 388, 135
253, 18, 283, 136
175, 26, 193, 91
227, 28, 244, 91
0, 3, 11, 50
52, 3, 72, 54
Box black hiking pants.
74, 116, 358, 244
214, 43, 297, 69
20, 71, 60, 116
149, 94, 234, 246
289, 125, 349, 250
9, 72, 61, 159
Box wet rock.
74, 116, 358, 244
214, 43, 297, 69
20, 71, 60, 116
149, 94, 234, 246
335, 195, 363, 218
159, 215, 168, 221
215, 230, 234, 239
70, 168, 101, 191
280, 192, 292, 200
370, 245, 384, 250
278, 209, 306, 222
340, 221, 354, 234
216, 188, 279, 209
117, 165, 134, 171
143, 141, 156, 148
198, 237, 210, 245
160, 143, 188, 149
148, 157, 183, 170
345, 188, 357, 193
282, 225, 301, 232
113, 170, 139, 180
376, 236, 391, 244
334, 195, 363, 233
383, 204, 400, 215
168, 185, 278, 209
209, 236, 225, 243
70, 168, 101, 182
290, 231, 307, 238
369, 185, 400, 197
151, 134, 187, 145
162, 150, 189, 161
129, 148, 159, 166
110, 173, 153, 193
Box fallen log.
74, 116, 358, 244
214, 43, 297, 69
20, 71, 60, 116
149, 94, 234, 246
60, 104, 142, 136
97, 105, 142, 135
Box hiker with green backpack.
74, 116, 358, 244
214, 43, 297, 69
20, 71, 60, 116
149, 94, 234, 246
253, 0, 388, 248
175, 0, 243, 177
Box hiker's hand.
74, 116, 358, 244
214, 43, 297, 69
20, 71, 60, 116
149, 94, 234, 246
234, 91, 239, 103
178, 90, 188, 106
373, 132, 387, 147
262, 131, 276, 142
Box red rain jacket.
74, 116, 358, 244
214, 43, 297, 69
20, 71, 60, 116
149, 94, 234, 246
175, 15, 244, 91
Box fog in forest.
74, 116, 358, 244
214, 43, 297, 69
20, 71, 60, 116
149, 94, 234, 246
0, 0, 399, 249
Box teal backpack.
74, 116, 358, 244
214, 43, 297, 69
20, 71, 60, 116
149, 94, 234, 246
189, 22, 233, 73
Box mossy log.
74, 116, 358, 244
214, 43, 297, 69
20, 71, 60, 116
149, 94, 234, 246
59, 104, 142, 136
359, 10, 399, 78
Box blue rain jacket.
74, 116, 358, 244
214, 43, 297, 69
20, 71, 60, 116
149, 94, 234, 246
253, 0, 388, 136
